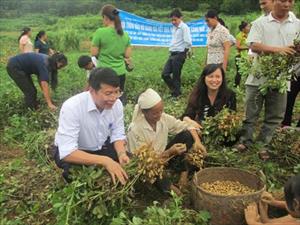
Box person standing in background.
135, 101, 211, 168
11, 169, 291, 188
236, 0, 300, 154
205, 10, 231, 71
281, 63, 300, 129
234, 21, 250, 86
18, 27, 33, 53
91, 4, 131, 104
161, 9, 192, 98
259, 0, 274, 15
34, 30, 54, 55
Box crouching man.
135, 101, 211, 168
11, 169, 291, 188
54, 67, 129, 184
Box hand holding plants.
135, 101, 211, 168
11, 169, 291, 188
103, 157, 128, 185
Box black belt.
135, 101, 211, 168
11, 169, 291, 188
170, 51, 184, 56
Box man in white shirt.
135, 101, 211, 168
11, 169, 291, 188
237, 0, 299, 154
54, 67, 129, 184
161, 9, 192, 98
259, 0, 274, 15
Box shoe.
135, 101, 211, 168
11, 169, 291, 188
258, 147, 270, 161
233, 143, 248, 152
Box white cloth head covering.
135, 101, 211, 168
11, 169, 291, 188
131, 88, 162, 122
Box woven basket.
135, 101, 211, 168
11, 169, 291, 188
191, 167, 265, 225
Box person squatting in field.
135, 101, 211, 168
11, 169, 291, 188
54, 68, 130, 185
6, 52, 67, 110
182, 64, 236, 124
245, 173, 300, 225
127, 88, 206, 195
161, 9, 192, 98
91, 4, 132, 104
77, 55, 97, 90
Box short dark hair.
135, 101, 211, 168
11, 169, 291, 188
170, 9, 182, 18
205, 10, 218, 19
284, 174, 300, 211
78, 55, 92, 68
239, 21, 249, 31
89, 67, 120, 91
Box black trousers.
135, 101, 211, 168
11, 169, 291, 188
234, 55, 242, 87
119, 74, 127, 105
154, 130, 194, 193
6, 61, 38, 109
282, 78, 300, 127
54, 140, 119, 183
161, 52, 186, 97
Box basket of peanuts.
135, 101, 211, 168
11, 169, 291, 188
191, 167, 265, 225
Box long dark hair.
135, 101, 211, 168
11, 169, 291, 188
35, 30, 46, 42
101, 4, 123, 36
48, 52, 68, 90
186, 64, 229, 112
18, 27, 31, 41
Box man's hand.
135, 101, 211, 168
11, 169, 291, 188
118, 151, 130, 166
261, 191, 276, 205
275, 46, 296, 55
194, 141, 207, 157
244, 203, 260, 225
48, 103, 57, 111
102, 157, 128, 185
170, 143, 187, 156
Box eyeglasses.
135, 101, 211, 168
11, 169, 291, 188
101, 90, 123, 98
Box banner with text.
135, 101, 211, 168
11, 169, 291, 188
119, 10, 209, 47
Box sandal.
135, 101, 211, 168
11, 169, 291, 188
234, 143, 248, 152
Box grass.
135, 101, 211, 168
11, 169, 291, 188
0, 12, 299, 224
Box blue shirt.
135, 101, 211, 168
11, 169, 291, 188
34, 39, 50, 55
54, 91, 126, 159
9, 53, 50, 82
169, 21, 192, 52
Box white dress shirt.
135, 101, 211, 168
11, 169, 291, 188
55, 91, 126, 159
246, 12, 300, 87
169, 21, 192, 52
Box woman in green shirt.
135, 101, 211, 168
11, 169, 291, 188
234, 21, 250, 87
91, 4, 132, 103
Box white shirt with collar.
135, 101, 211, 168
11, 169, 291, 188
55, 91, 126, 159
127, 112, 194, 153
246, 12, 300, 86
169, 21, 192, 52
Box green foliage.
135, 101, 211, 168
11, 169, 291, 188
0, 11, 299, 224
202, 108, 242, 148
49, 29, 80, 52
253, 53, 299, 95
111, 192, 211, 225
221, 0, 252, 15
269, 128, 300, 167
49, 164, 140, 225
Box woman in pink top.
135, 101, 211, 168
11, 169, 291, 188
18, 27, 33, 53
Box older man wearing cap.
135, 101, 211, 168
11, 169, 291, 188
127, 88, 206, 195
